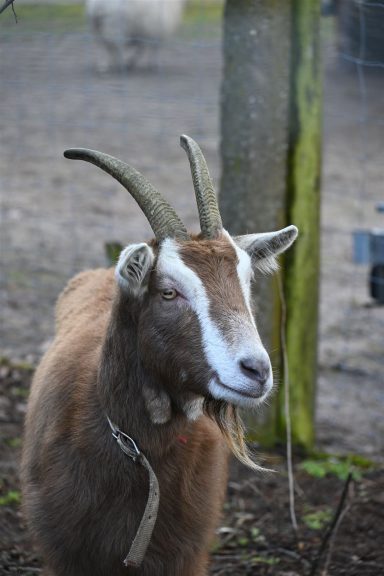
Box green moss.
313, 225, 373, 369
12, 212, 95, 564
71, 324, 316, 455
277, 0, 322, 450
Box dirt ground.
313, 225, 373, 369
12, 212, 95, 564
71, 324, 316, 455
0, 3, 384, 575
1, 361, 383, 575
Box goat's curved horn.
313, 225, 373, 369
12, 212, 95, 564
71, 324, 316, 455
64, 148, 189, 242
180, 135, 222, 239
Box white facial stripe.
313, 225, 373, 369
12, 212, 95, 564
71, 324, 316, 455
157, 238, 272, 406
224, 230, 256, 330
157, 239, 233, 381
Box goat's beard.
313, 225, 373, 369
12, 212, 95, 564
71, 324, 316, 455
203, 396, 264, 472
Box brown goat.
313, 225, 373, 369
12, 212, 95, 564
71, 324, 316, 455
21, 136, 298, 576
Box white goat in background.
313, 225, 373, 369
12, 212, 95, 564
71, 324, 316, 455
86, 0, 187, 71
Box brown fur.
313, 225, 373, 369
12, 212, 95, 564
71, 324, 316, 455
180, 237, 250, 337
21, 254, 230, 576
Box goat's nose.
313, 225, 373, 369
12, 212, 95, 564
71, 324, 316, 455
239, 357, 270, 385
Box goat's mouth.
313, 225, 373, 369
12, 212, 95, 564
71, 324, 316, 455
208, 374, 267, 407
219, 378, 262, 399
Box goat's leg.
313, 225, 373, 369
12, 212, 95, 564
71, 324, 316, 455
125, 42, 144, 70
91, 14, 125, 72
126, 42, 160, 71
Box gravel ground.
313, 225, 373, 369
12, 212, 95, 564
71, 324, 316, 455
1, 362, 383, 575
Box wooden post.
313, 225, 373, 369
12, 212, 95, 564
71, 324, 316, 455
220, 0, 292, 446
220, 0, 322, 450
279, 0, 322, 450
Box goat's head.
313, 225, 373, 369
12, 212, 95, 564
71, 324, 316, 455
64, 136, 297, 425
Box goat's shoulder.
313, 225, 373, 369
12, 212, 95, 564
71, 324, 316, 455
30, 267, 116, 410
25, 269, 114, 451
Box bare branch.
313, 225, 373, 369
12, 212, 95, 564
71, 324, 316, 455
0, 0, 17, 22
309, 473, 353, 576
322, 501, 353, 576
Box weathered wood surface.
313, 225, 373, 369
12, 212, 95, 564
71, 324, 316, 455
281, 0, 322, 450
220, 0, 322, 449
220, 0, 292, 443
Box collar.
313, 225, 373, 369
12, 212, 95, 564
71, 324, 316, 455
107, 417, 160, 568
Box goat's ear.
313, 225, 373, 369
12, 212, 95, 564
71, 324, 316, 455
234, 225, 298, 274
115, 243, 154, 296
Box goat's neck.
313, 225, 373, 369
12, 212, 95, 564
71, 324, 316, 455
97, 295, 185, 457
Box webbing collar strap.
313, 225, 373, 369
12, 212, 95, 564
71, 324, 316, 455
107, 416, 160, 568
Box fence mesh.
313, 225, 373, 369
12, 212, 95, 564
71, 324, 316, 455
318, 0, 384, 457
0, 0, 383, 457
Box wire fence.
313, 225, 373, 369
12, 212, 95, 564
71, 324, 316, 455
0, 0, 383, 458
0, 0, 223, 358
317, 0, 384, 458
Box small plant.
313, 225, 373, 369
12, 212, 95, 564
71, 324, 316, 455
0, 489, 21, 506
300, 454, 370, 481
5, 437, 22, 449
302, 507, 333, 531
237, 536, 249, 547
105, 242, 123, 266
11, 386, 30, 398
250, 527, 265, 543
250, 555, 280, 566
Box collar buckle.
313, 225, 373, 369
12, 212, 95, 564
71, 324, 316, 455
107, 416, 141, 461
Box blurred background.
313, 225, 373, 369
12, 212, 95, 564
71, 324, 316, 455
0, 1, 384, 574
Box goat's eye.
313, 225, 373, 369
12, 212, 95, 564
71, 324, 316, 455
161, 288, 177, 300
